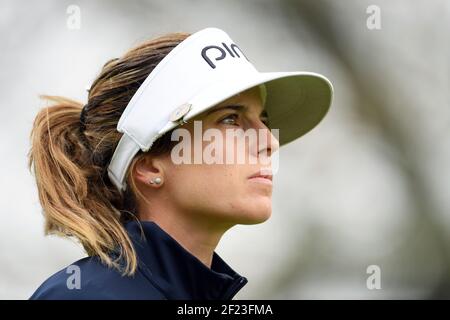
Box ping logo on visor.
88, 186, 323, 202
201, 42, 249, 69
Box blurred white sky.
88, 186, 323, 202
0, 0, 449, 299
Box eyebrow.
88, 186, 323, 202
206, 104, 268, 118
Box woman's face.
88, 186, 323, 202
142, 85, 279, 227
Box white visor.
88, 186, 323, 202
107, 27, 334, 192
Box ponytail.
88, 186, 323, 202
28, 95, 137, 275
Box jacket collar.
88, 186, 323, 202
124, 220, 248, 300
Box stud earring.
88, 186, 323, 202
149, 177, 162, 185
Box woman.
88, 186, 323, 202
29, 27, 333, 299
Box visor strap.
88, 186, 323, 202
107, 134, 141, 192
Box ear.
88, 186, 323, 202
133, 154, 165, 188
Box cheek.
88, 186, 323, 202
166, 164, 272, 224
170, 164, 244, 198
163, 163, 240, 213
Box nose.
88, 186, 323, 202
254, 120, 280, 158
260, 128, 279, 158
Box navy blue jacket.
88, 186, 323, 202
29, 221, 248, 300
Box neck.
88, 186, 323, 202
138, 205, 232, 268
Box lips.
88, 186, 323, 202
248, 171, 273, 181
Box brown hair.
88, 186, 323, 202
28, 32, 191, 276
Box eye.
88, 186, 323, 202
220, 113, 240, 126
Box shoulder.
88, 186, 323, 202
29, 256, 166, 300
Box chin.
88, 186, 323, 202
235, 201, 272, 225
